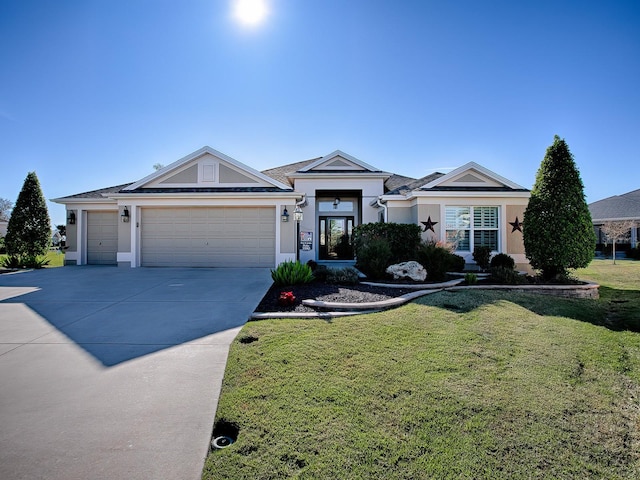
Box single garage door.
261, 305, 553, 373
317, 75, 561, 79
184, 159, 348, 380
141, 207, 275, 267
87, 211, 118, 265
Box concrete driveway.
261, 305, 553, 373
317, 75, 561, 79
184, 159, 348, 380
0, 266, 272, 480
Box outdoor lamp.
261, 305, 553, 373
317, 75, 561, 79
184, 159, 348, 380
294, 205, 303, 222
121, 207, 130, 223
67, 211, 76, 225
333, 197, 340, 209
281, 207, 289, 222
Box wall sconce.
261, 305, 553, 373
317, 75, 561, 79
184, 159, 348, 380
294, 205, 303, 222
121, 206, 130, 223
333, 197, 340, 209
281, 207, 289, 222
67, 211, 76, 225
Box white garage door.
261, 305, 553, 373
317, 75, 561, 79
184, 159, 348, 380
141, 207, 276, 267
87, 211, 118, 265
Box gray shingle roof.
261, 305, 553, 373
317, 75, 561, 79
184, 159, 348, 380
55, 183, 135, 200
385, 172, 445, 195
261, 158, 321, 187
589, 189, 640, 221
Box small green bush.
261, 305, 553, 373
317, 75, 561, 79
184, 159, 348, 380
464, 272, 478, 285
490, 266, 525, 285
416, 241, 460, 281
271, 261, 314, 286
473, 246, 492, 270
326, 267, 360, 285
355, 237, 393, 280
490, 253, 515, 270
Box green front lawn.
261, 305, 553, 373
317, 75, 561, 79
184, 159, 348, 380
203, 259, 640, 479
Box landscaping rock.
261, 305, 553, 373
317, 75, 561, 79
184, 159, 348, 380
386, 261, 427, 281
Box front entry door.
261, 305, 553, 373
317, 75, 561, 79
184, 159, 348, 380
319, 216, 354, 260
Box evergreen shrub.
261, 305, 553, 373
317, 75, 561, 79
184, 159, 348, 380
472, 246, 492, 270
490, 253, 515, 270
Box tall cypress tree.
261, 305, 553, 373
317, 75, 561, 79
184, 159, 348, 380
523, 136, 595, 280
5, 172, 51, 259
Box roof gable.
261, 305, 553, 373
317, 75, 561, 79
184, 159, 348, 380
419, 162, 527, 191
123, 146, 291, 191
298, 150, 381, 173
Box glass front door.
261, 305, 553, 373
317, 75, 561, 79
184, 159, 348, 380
319, 216, 354, 260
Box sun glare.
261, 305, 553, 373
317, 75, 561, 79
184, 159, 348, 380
233, 0, 268, 26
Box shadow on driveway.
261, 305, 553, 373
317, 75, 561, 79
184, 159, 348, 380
0, 266, 273, 366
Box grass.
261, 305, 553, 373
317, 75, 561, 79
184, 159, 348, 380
203, 259, 640, 479
0, 250, 65, 268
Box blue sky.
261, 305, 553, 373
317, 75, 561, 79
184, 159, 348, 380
1, 0, 638, 226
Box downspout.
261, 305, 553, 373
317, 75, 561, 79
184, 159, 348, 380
376, 196, 388, 223
294, 195, 306, 262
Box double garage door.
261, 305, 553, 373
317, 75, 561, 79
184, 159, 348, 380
141, 207, 275, 267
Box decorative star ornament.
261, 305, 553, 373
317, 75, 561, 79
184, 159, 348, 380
421, 216, 438, 232
509, 216, 523, 233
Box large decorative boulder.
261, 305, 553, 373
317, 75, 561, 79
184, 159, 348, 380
385, 261, 427, 282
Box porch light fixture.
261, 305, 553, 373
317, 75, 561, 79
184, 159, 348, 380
293, 205, 303, 222
281, 207, 289, 222
121, 207, 130, 223
67, 211, 76, 225
333, 197, 340, 209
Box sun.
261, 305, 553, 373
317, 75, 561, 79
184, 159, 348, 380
233, 0, 268, 26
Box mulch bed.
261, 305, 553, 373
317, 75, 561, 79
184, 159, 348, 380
256, 282, 418, 313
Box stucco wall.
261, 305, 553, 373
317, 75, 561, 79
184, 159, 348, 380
416, 203, 440, 243
506, 204, 526, 255
280, 204, 295, 254
118, 208, 132, 253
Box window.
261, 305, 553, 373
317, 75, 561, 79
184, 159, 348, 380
445, 206, 498, 251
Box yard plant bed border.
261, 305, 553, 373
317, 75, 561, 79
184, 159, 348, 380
254, 276, 600, 318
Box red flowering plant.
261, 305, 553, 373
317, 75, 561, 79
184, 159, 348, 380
278, 291, 296, 306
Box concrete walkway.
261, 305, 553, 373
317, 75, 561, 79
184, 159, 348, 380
0, 266, 272, 480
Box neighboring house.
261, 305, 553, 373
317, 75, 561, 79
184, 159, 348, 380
589, 189, 640, 251
52, 146, 531, 269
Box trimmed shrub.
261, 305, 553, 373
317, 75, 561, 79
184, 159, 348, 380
472, 246, 492, 270
490, 266, 525, 285
416, 241, 461, 281
271, 261, 314, 286
353, 222, 422, 265
449, 253, 466, 272
306, 260, 329, 282
355, 237, 393, 279
490, 253, 515, 270
326, 267, 360, 285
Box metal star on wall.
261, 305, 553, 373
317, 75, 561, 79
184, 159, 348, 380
509, 216, 523, 233
421, 216, 438, 232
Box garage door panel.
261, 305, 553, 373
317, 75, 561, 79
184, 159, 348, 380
141, 207, 275, 267
87, 211, 118, 265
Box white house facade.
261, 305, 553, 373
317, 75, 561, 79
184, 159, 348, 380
53, 146, 531, 269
